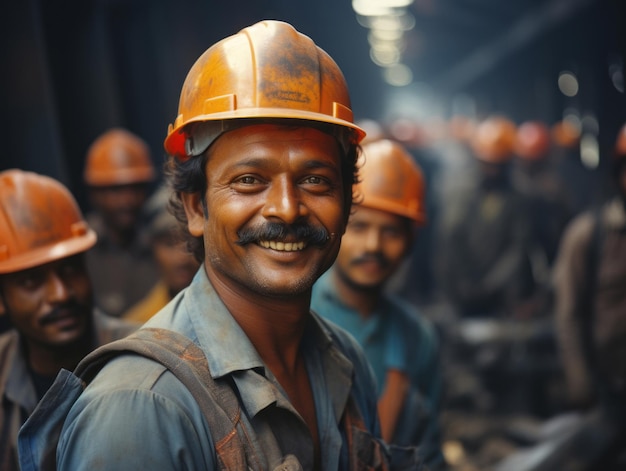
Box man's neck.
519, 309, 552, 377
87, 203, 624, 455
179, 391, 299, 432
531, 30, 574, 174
205, 266, 310, 376
25, 336, 94, 377
331, 269, 382, 319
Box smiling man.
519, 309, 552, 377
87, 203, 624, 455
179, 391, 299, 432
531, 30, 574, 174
0, 169, 137, 471
21, 20, 416, 471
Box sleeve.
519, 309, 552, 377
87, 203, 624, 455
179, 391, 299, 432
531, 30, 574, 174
57, 362, 217, 470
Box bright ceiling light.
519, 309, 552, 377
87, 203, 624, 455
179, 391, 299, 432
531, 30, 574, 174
558, 71, 579, 97
384, 63, 413, 87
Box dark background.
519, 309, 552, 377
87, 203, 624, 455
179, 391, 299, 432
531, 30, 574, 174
2, 0, 625, 210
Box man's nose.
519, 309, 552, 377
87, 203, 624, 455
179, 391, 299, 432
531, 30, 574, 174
262, 177, 308, 224
364, 228, 383, 252
45, 272, 71, 304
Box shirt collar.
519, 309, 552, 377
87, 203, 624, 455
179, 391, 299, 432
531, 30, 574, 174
179, 268, 354, 421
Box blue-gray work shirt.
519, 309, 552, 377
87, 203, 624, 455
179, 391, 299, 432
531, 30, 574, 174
53, 268, 382, 470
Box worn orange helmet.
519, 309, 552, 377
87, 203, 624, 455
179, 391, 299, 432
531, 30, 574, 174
164, 20, 365, 160
0, 169, 97, 274
355, 139, 426, 224
84, 128, 156, 186
471, 116, 517, 163
514, 121, 551, 161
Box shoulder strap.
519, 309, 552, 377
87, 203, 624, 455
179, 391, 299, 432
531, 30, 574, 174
75, 327, 262, 470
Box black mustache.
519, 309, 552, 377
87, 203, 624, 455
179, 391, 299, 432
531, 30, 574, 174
351, 253, 390, 268
39, 302, 83, 326
236, 222, 331, 247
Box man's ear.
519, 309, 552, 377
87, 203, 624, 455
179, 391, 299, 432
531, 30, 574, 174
0, 293, 6, 316
180, 192, 205, 237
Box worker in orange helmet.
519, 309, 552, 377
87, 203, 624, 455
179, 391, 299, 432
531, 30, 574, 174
438, 115, 536, 319
83, 128, 159, 317
513, 121, 574, 270
21, 20, 424, 471
0, 169, 136, 470
312, 138, 447, 470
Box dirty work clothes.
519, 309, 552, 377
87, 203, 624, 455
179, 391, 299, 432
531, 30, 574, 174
0, 311, 137, 471
85, 213, 158, 317
554, 197, 626, 405
311, 271, 446, 469
48, 268, 382, 470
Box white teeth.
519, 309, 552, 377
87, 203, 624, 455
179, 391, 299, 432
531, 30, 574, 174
258, 241, 306, 251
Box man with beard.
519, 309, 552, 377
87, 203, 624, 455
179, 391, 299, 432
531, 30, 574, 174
21, 21, 422, 470
83, 127, 159, 317
311, 139, 447, 470
0, 169, 137, 471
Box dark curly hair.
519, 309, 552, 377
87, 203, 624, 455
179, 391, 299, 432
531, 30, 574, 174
164, 121, 362, 263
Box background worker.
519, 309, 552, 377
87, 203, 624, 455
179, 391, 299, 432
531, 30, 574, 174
23, 20, 416, 470
0, 169, 137, 471
551, 122, 626, 468
437, 116, 536, 319
83, 127, 159, 317
512, 120, 574, 277
312, 138, 447, 470
554, 122, 626, 411
122, 184, 200, 323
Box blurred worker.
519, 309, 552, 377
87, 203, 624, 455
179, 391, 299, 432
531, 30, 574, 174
122, 185, 200, 323
83, 127, 159, 317
554, 123, 626, 411
513, 120, 574, 270
312, 139, 447, 469
22, 21, 418, 470
552, 123, 626, 468
0, 169, 137, 471
437, 116, 536, 318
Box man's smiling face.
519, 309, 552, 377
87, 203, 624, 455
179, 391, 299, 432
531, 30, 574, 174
185, 123, 348, 299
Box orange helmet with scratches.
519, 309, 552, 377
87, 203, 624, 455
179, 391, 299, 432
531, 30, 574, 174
164, 20, 365, 160
356, 139, 427, 225
0, 169, 96, 274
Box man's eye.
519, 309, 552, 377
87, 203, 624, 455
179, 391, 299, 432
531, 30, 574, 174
17, 274, 43, 290
238, 176, 258, 185
304, 176, 322, 184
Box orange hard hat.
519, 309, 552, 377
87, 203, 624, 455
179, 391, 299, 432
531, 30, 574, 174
514, 121, 551, 161
471, 116, 517, 163
0, 169, 97, 274
551, 120, 580, 148
84, 128, 156, 186
355, 139, 427, 224
164, 20, 365, 160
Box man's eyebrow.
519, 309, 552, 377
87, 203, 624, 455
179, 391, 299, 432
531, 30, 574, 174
301, 159, 341, 172
229, 157, 340, 171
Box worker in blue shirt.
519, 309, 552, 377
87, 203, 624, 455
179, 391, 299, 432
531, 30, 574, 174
18, 21, 425, 471
312, 138, 447, 470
